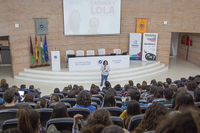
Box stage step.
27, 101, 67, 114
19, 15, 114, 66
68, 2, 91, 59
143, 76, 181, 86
14, 61, 168, 84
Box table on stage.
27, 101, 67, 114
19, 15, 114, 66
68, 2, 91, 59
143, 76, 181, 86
68, 55, 130, 71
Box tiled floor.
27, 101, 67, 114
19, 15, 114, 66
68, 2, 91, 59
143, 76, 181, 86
0, 56, 200, 96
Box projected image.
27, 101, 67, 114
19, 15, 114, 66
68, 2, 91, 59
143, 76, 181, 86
63, 0, 121, 36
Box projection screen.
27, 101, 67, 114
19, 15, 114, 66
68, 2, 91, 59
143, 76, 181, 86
63, 0, 121, 36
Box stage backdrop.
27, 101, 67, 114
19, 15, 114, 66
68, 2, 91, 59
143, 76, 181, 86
142, 33, 158, 61
63, 0, 121, 36
129, 33, 142, 60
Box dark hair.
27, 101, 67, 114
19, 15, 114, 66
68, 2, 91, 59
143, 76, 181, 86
157, 81, 163, 87
154, 87, 163, 98
129, 90, 140, 102
114, 84, 121, 91
80, 109, 112, 133
50, 102, 69, 119
141, 83, 147, 90
163, 82, 169, 89
68, 85, 72, 90
24, 94, 34, 103
102, 125, 124, 133
91, 84, 96, 90
177, 81, 185, 88
103, 60, 108, 65
136, 83, 141, 89
90, 88, 99, 94
194, 87, 200, 102
54, 88, 60, 93
181, 77, 187, 82
79, 86, 84, 91
146, 85, 151, 92
74, 89, 80, 95
171, 92, 179, 109
163, 88, 173, 101
63, 87, 69, 92
29, 85, 34, 89
4, 128, 21, 133
105, 81, 110, 87
150, 79, 157, 86
20, 84, 26, 89
3, 90, 15, 103
2, 83, 9, 92
166, 78, 172, 85
124, 84, 131, 91
194, 77, 200, 85
129, 80, 134, 86
68, 91, 75, 98
186, 80, 197, 91
125, 100, 141, 128
76, 91, 91, 107
103, 92, 115, 107
17, 109, 40, 133
169, 84, 177, 92
150, 86, 157, 95
134, 103, 168, 133
178, 87, 187, 93
35, 98, 47, 109
50, 94, 60, 104
107, 88, 117, 96
73, 84, 79, 90
188, 76, 195, 81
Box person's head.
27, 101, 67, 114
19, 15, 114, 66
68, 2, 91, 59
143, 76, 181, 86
103, 92, 115, 107
163, 82, 169, 89
129, 90, 140, 102
141, 83, 147, 90
129, 80, 134, 86
50, 94, 60, 104
10, 85, 19, 92
90, 88, 99, 94
50, 102, 69, 119
136, 83, 141, 89
68, 91, 75, 98
174, 92, 196, 111
81, 109, 113, 133
105, 81, 111, 87
163, 88, 174, 101
29, 85, 34, 90
177, 87, 187, 93
4, 128, 21, 133
157, 81, 163, 87
24, 94, 34, 103
35, 98, 47, 109
150, 86, 157, 95
186, 80, 197, 91
3, 90, 15, 104
156, 108, 200, 133
1, 79, 6, 84
194, 87, 200, 102
91, 84, 96, 90
181, 77, 187, 82
114, 84, 121, 91
63, 87, 69, 92
188, 76, 195, 81
154, 87, 163, 98
20, 84, 26, 89
102, 125, 124, 133
177, 81, 185, 88
124, 84, 131, 91
79, 85, 84, 91
169, 84, 177, 93
166, 78, 172, 85
134, 103, 168, 132
17, 109, 40, 133
107, 88, 117, 96
74, 89, 80, 95
146, 85, 151, 92
150, 79, 157, 86
194, 77, 200, 85
125, 100, 141, 128
54, 88, 60, 93
68, 85, 72, 90
103, 60, 108, 65
73, 84, 79, 90
76, 91, 91, 107
2, 83, 9, 92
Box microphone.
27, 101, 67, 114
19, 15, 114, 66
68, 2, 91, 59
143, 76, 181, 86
55, 47, 56, 51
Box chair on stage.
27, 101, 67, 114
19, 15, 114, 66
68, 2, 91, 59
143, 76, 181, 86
76, 50, 84, 56
113, 49, 121, 55
65, 50, 75, 62
98, 49, 105, 55
86, 50, 95, 56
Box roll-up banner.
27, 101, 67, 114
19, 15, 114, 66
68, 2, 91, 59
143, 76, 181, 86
142, 33, 158, 61
129, 33, 142, 60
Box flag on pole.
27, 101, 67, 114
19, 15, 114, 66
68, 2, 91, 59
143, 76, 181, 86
40, 36, 45, 64
30, 36, 34, 65
44, 35, 49, 62
136, 18, 148, 33
35, 36, 39, 63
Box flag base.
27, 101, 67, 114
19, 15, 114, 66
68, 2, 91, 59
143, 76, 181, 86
45, 63, 50, 66
35, 65, 40, 67
30, 66, 36, 68
41, 64, 46, 67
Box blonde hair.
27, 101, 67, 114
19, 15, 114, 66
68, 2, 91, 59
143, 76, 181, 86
11, 85, 19, 91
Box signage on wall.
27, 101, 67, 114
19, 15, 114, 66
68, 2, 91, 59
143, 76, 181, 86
35, 18, 48, 35
129, 33, 142, 60
181, 36, 189, 45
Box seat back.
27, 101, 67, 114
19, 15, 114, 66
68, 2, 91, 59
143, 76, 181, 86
127, 114, 145, 132
152, 98, 165, 103
66, 50, 75, 55
42, 95, 50, 100
116, 101, 122, 108
91, 97, 101, 105
139, 100, 148, 104
16, 102, 36, 109
36, 108, 53, 127
115, 96, 122, 101
48, 102, 71, 109
99, 92, 105, 97
61, 91, 68, 97
51, 93, 64, 99
76, 50, 84, 56
103, 107, 122, 116
67, 108, 90, 120
164, 104, 172, 108
0, 109, 18, 128
86, 50, 95, 56
143, 131, 155, 133
91, 102, 97, 109
147, 94, 153, 101
2, 118, 18, 131
0, 92, 4, 98
92, 95, 103, 101
140, 106, 148, 114
61, 98, 77, 107
98, 49, 105, 55
113, 49, 121, 55
46, 117, 81, 131
111, 116, 123, 127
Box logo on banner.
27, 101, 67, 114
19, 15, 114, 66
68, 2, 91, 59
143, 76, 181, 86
145, 34, 156, 42
144, 50, 156, 61
131, 40, 139, 48
54, 56, 58, 59
97, 59, 103, 66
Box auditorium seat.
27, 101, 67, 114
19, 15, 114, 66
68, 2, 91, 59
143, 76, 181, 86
60, 91, 68, 97
92, 94, 103, 101
113, 49, 121, 55
36, 108, 53, 127
111, 116, 123, 128
48, 102, 71, 109
46, 117, 81, 131
76, 50, 84, 56
103, 107, 122, 116
61, 98, 76, 107
99, 91, 105, 97
2, 118, 18, 131
91, 97, 101, 106
195, 102, 200, 108
152, 98, 165, 103
91, 102, 97, 109
51, 93, 64, 99
127, 114, 145, 132
16, 102, 36, 109
67, 108, 90, 120
86, 50, 95, 56
0, 109, 18, 129
0, 92, 3, 98
139, 100, 147, 104
98, 49, 105, 55
116, 91, 121, 95
140, 106, 148, 114
144, 131, 155, 133
115, 96, 122, 101
116, 101, 122, 108
164, 104, 172, 108
42, 95, 50, 100
147, 94, 153, 101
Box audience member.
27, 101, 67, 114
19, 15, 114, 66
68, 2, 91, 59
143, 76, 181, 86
107, 88, 117, 96
68, 91, 76, 98
50, 102, 69, 119
177, 81, 185, 88
24, 93, 34, 103
194, 77, 200, 86
62, 86, 69, 92
194, 87, 200, 102
54, 88, 60, 93
35, 98, 47, 109
162, 82, 169, 89
141, 83, 147, 92
129, 80, 134, 86
157, 81, 163, 87
141, 85, 150, 100
19, 84, 34, 94
181, 77, 187, 83
1, 83, 9, 92
79, 85, 84, 91
102, 125, 125, 133
0, 90, 19, 109
160, 88, 173, 104
188, 76, 195, 81
29, 85, 40, 98
0, 79, 7, 87
10, 85, 19, 92
166, 78, 172, 85
169, 84, 177, 93
114, 84, 121, 91
103, 92, 116, 107
90, 84, 99, 94
148, 86, 163, 103
102, 81, 111, 93
50, 94, 60, 104
186, 80, 197, 98
121, 85, 131, 96
150, 79, 157, 86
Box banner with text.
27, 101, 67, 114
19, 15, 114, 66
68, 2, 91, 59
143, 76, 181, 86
142, 33, 158, 61
129, 33, 142, 60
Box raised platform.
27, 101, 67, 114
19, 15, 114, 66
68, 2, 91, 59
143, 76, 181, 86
14, 61, 168, 84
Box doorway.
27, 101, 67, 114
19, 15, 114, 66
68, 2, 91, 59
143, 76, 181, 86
0, 36, 11, 65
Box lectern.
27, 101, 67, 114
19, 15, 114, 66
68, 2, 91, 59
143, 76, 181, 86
51, 51, 60, 71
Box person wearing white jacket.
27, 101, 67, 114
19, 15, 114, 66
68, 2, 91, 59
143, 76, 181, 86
100, 60, 110, 86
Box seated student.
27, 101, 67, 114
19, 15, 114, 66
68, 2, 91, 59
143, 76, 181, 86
0, 79, 7, 87
107, 88, 118, 96
50, 102, 69, 119
24, 93, 34, 103
188, 76, 195, 81
136, 83, 142, 91
114, 84, 121, 91
102, 125, 125, 133
162, 82, 169, 89
169, 84, 178, 93
186, 80, 197, 98
50, 94, 60, 104
79, 85, 84, 91
19, 84, 34, 95
148, 86, 163, 103
68, 91, 76, 98
10, 85, 21, 102
62, 86, 69, 93
141, 85, 150, 100
103, 92, 116, 107
150, 79, 157, 86
129, 80, 134, 87
181, 77, 187, 83
54, 88, 60, 93
121, 85, 131, 96
177, 81, 185, 88
140, 82, 147, 93
194, 87, 200, 102
120, 100, 142, 129
1, 83, 9, 92
194, 77, 200, 87
90, 84, 99, 94
102, 81, 111, 93
166, 78, 172, 85
73, 91, 96, 113
0, 90, 20, 109
29, 85, 40, 98
157, 81, 163, 87
35, 98, 47, 109
133, 103, 168, 133
160, 88, 173, 104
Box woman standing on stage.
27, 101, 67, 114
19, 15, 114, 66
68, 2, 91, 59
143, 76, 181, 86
100, 60, 110, 87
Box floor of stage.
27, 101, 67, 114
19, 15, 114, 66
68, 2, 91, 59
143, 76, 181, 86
1, 56, 200, 96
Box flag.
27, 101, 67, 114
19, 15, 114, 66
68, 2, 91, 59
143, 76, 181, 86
136, 18, 148, 33
35, 36, 39, 63
40, 36, 45, 64
30, 36, 34, 65
44, 35, 49, 62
